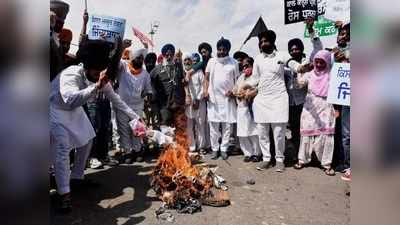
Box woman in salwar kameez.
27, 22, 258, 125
293, 50, 336, 176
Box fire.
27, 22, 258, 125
151, 110, 213, 206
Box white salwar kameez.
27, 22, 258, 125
206, 57, 239, 152
185, 69, 207, 151
234, 73, 261, 157
115, 61, 152, 153
252, 51, 301, 162
50, 65, 139, 195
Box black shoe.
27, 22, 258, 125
57, 193, 72, 213
250, 155, 261, 163
70, 178, 100, 191
135, 149, 145, 162
210, 151, 219, 160
243, 156, 251, 162
220, 152, 228, 160
199, 148, 208, 155
102, 156, 119, 166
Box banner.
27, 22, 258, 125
284, 0, 318, 24
324, 0, 350, 23
327, 63, 350, 106
304, 16, 337, 38
88, 14, 126, 43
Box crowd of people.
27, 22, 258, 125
50, 0, 350, 213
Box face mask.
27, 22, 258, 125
216, 56, 229, 64
244, 67, 252, 77
184, 64, 192, 71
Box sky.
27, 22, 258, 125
63, 0, 337, 58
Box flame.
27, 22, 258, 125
151, 110, 212, 205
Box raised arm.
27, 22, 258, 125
305, 17, 323, 62
79, 10, 89, 45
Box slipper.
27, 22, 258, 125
324, 168, 336, 176
294, 163, 305, 170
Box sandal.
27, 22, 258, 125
294, 163, 305, 170
324, 168, 336, 176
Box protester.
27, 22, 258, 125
251, 30, 301, 172
233, 57, 261, 162
307, 18, 351, 177
293, 50, 336, 176
50, 39, 143, 212
59, 28, 78, 68
113, 47, 152, 163
203, 37, 239, 160
284, 38, 309, 163
50, 0, 69, 81
150, 44, 185, 126
183, 53, 207, 153
233, 51, 249, 73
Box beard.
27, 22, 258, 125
131, 60, 143, 69
260, 45, 274, 54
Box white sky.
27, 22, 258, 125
63, 0, 337, 58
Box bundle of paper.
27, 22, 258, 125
146, 129, 175, 146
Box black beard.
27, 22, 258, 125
146, 65, 155, 72
261, 46, 274, 54
132, 61, 143, 69
86, 74, 98, 83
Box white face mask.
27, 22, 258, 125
216, 56, 229, 64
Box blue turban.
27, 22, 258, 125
161, 44, 175, 55
216, 37, 231, 52
191, 53, 201, 63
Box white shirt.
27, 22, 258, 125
50, 65, 139, 149
252, 51, 299, 123
205, 56, 239, 123
117, 60, 152, 111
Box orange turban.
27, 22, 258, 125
59, 28, 73, 42
122, 49, 130, 60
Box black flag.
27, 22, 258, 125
242, 16, 268, 47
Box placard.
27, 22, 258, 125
88, 14, 126, 43
327, 63, 350, 106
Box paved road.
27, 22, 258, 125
51, 154, 350, 225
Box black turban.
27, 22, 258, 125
76, 40, 111, 70
216, 37, 231, 52
258, 30, 276, 43
161, 44, 175, 55
145, 52, 157, 63
198, 42, 212, 54
288, 38, 304, 52
233, 51, 249, 60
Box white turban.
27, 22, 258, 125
129, 48, 148, 60
182, 52, 192, 61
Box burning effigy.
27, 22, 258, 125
146, 112, 230, 214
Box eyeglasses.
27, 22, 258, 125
243, 64, 251, 68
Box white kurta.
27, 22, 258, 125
252, 51, 294, 123
50, 65, 139, 150
235, 73, 258, 137
117, 61, 153, 113
206, 57, 239, 123
115, 61, 152, 151
185, 69, 205, 119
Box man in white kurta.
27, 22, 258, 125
114, 48, 152, 163
50, 40, 140, 211
183, 53, 207, 152
251, 30, 301, 172
204, 37, 239, 160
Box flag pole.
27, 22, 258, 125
84, 0, 87, 11
239, 43, 245, 51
